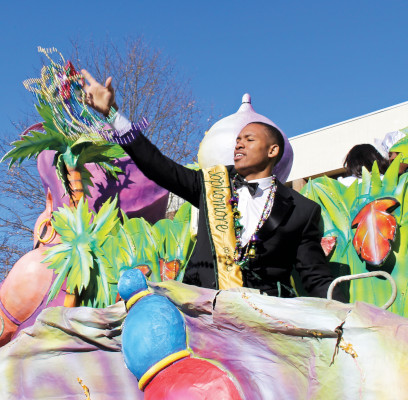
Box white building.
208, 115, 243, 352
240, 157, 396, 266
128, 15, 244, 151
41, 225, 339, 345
287, 101, 408, 191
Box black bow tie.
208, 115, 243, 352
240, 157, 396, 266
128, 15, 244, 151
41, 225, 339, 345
233, 175, 259, 196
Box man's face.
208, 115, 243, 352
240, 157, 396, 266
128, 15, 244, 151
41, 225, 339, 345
234, 123, 279, 178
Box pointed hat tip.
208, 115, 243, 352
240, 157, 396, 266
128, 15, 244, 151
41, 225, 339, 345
242, 93, 251, 104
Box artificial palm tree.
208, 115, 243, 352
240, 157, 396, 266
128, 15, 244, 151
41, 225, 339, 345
1, 48, 126, 305
2, 48, 125, 207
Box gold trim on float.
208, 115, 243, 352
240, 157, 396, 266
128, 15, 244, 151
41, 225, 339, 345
138, 350, 191, 390
126, 290, 151, 310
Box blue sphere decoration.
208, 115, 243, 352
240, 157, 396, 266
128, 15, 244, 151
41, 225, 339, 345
122, 294, 187, 380
118, 269, 148, 301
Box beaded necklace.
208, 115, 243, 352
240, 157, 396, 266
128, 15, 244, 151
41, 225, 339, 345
230, 174, 277, 267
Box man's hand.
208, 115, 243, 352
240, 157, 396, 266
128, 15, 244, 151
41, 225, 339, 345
81, 69, 118, 117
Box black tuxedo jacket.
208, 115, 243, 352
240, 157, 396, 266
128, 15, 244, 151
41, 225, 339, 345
122, 131, 343, 301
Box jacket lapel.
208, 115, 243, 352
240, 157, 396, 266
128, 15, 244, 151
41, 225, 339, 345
261, 181, 294, 233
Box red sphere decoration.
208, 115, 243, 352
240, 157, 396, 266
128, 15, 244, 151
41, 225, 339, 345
144, 357, 242, 400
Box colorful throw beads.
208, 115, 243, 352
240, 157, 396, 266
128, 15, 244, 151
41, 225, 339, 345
22, 47, 113, 142
231, 174, 277, 267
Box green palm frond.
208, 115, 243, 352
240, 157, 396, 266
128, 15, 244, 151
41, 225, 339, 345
118, 217, 161, 281
98, 144, 127, 160
96, 162, 123, 180
94, 250, 116, 306
369, 162, 382, 198
65, 242, 93, 293
47, 256, 72, 303
44, 196, 120, 307
1, 129, 67, 168
171, 202, 196, 281
92, 197, 121, 243
74, 141, 113, 161
152, 220, 178, 258
381, 155, 402, 194
389, 132, 408, 161
54, 153, 71, 197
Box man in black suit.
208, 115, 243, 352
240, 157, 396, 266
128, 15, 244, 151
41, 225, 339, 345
82, 69, 344, 301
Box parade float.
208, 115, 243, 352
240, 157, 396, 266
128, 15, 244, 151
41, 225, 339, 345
0, 48, 407, 399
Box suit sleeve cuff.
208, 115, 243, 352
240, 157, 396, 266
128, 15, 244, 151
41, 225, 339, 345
110, 110, 133, 136
103, 111, 149, 144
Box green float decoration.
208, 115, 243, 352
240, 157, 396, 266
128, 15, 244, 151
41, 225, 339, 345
388, 127, 408, 161
44, 197, 121, 307
44, 199, 196, 307
2, 102, 125, 206
114, 202, 196, 283
301, 156, 408, 317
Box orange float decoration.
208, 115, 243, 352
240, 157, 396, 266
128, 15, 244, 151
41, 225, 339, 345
0, 190, 69, 346
351, 197, 399, 266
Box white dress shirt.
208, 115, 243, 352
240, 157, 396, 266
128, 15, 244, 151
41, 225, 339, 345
236, 176, 273, 245
111, 110, 133, 134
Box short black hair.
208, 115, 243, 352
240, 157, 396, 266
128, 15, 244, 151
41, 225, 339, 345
344, 144, 388, 178
247, 121, 285, 164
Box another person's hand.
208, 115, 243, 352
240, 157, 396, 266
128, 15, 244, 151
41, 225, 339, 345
81, 69, 118, 117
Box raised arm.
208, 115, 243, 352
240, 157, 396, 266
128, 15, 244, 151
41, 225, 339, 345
120, 130, 201, 207
81, 69, 201, 207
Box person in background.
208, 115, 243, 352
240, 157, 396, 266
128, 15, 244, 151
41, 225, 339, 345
376, 130, 408, 176
337, 144, 388, 187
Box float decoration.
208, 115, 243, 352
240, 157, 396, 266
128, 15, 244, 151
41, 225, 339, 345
389, 127, 408, 160
118, 269, 242, 399
301, 157, 408, 317
351, 197, 399, 265
44, 196, 120, 308
115, 202, 195, 283
1, 47, 126, 207
44, 198, 196, 307
119, 269, 189, 385
1, 281, 408, 399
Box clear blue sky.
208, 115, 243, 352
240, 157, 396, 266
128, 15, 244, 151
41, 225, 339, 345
2, 1, 408, 139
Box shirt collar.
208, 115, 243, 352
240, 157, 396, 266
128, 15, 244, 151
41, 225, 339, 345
247, 176, 273, 190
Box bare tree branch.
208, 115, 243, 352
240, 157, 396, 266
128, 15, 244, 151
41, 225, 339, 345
71, 37, 203, 163
0, 136, 44, 278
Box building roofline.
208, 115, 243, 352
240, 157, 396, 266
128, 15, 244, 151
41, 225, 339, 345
290, 100, 408, 141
